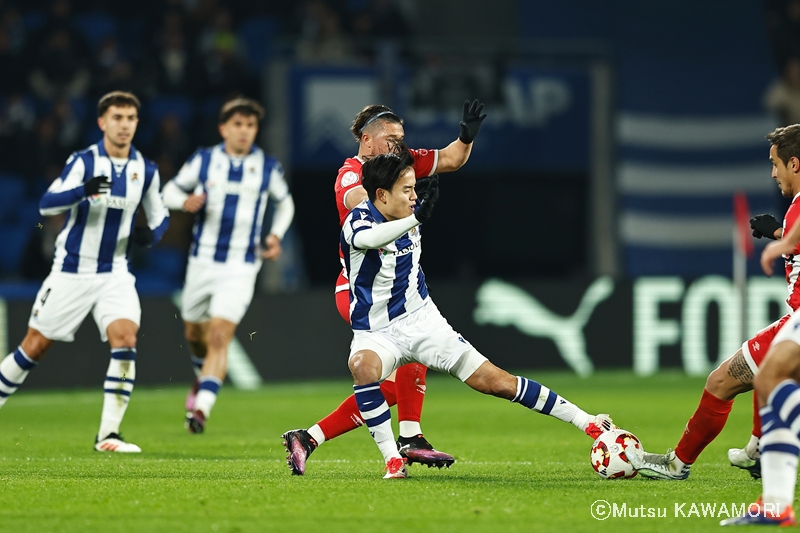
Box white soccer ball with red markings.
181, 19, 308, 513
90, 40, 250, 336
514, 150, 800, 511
590, 429, 641, 479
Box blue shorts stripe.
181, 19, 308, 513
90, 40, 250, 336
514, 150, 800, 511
771, 382, 799, 413
104, 388, 131, 397
364, 409, 391, 428
542, 390, 558, 414
762, 442, 800, 455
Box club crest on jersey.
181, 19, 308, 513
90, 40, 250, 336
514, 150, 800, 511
410, 227, 417, 236
131, 173, 138, 182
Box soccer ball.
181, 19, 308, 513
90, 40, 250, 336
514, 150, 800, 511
590, 429, 641, 479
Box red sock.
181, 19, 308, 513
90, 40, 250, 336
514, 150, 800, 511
752, 390, 762, 438
317, 381, 398, 441
396, 363, 427, 424
674, 389, 733, 464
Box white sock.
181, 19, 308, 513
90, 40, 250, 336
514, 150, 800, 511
399, 421, 422, 438
761, 428, 799, 507
354, 383, 401, 462
98, 348, 136, 439
0, 347, 37, 408
194, 376, 222, 417
307, 424, 326, 445
512, 376, 587, 431
745, 434, 761, 460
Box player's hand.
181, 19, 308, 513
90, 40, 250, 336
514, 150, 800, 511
183, 193, 206, 213
414, 175, 435, 198
414, 175, 439, 223
84, 175, 111, 197
132, 226, 154, 248
750, 214, 781, 239
458, 99, 487, 144
761, 238, 793, 276
261, 233, 282, 260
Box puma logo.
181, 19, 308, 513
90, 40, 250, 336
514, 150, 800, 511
473, 278, 614, 376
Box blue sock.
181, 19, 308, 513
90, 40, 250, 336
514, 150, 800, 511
354, 382, 399, 462
0, 347, 37, 407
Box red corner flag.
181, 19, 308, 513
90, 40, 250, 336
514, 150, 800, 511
734, 192, 754, 258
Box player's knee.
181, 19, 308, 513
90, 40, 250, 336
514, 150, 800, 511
184, 323, 203, 343
705, 364, 740, 399
19, 329, 52, 361
349, 351, 381, 384
207, 328, 231, 350
755, 342, 800, 399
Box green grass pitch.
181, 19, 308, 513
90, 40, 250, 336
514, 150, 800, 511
0, 370, 767, 532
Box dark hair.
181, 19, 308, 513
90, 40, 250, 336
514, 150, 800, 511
361, 150, 415, 201
219, 97, 265, 124
97, 91, 140, 117
350, 104, 402, 142
767, 125, 800, 165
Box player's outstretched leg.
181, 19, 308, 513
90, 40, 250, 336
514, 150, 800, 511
280, 380, 401, 475
463, 359, 615, 438
95, 347, 141, 453
394, 363, 454, 468
0, 347, 38, 408
353, 382, 407, 479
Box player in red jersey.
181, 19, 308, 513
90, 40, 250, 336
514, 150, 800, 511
627, 125, 800, 481
281, 100, 487, 475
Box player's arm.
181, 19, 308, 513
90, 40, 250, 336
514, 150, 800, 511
348, 177, 439, 249
762, 217, 800, 276
434, 99, 487, 173
162, 152, 205, 212
135, 168, 170, 247
344, 186, 368, 210
262, 163, 294, 260
39, 154, 110, 216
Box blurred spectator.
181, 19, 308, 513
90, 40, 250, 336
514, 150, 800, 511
28, 28, 92, 99
1, 6, 26, 55
765, 0, 800, 72
21, 212, 65, 281
765, 57, 800, 125
149, 114, 192, 177
0, 94, 36, 175
296, 0, 355, 64
195, 7, 252, 97
0, 24, 24, 94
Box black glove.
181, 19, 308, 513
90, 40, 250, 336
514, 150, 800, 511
414, 176, 439, 223
750, 214, 781, 239
458, 99, 487, 144
132, 226, 154, 247
84, 175, 111, 197
415, 175, 435, 198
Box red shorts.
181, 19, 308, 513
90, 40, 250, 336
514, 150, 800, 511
743, 313, 792, 373
335, 271, 350, 324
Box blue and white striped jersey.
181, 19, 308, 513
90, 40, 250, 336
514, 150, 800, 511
40, 141, 169, 275
170, 144, 290, 265
341, 200, 429, 330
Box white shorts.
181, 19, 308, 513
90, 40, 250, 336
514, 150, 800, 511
771, 312, 800, 352
28, 271, 141, 342
181, 259, 259, 324
349, 299, 488, 382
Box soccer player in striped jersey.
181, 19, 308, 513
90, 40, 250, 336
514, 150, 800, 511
0, 91, 168, 452
162, 98, 294, 433
282, 101, 486, 474
341, 151, 614, 478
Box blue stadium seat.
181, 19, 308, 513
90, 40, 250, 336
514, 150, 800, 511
0, 174, 26, 224
0, 224, 31, 274
72, 12, 118, 51
140, 247, 187, 283
148, 96, 194, 127
237, 17, 275, 74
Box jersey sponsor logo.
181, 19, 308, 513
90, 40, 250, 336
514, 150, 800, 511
378, 240, 420, 258
352, 219, 373, 230
105, 196, 140, 210
341, 171, 359, 187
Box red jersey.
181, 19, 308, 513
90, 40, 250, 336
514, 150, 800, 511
784, 193, 800, 310
333, 148, 438, 226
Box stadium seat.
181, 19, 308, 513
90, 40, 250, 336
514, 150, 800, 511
145, 247, 187, 282
237, 16, 275, 74
148, 96, 194, 127
0, 224, 31, 274
72, 12, 118, 51
0, 174, 26, 224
